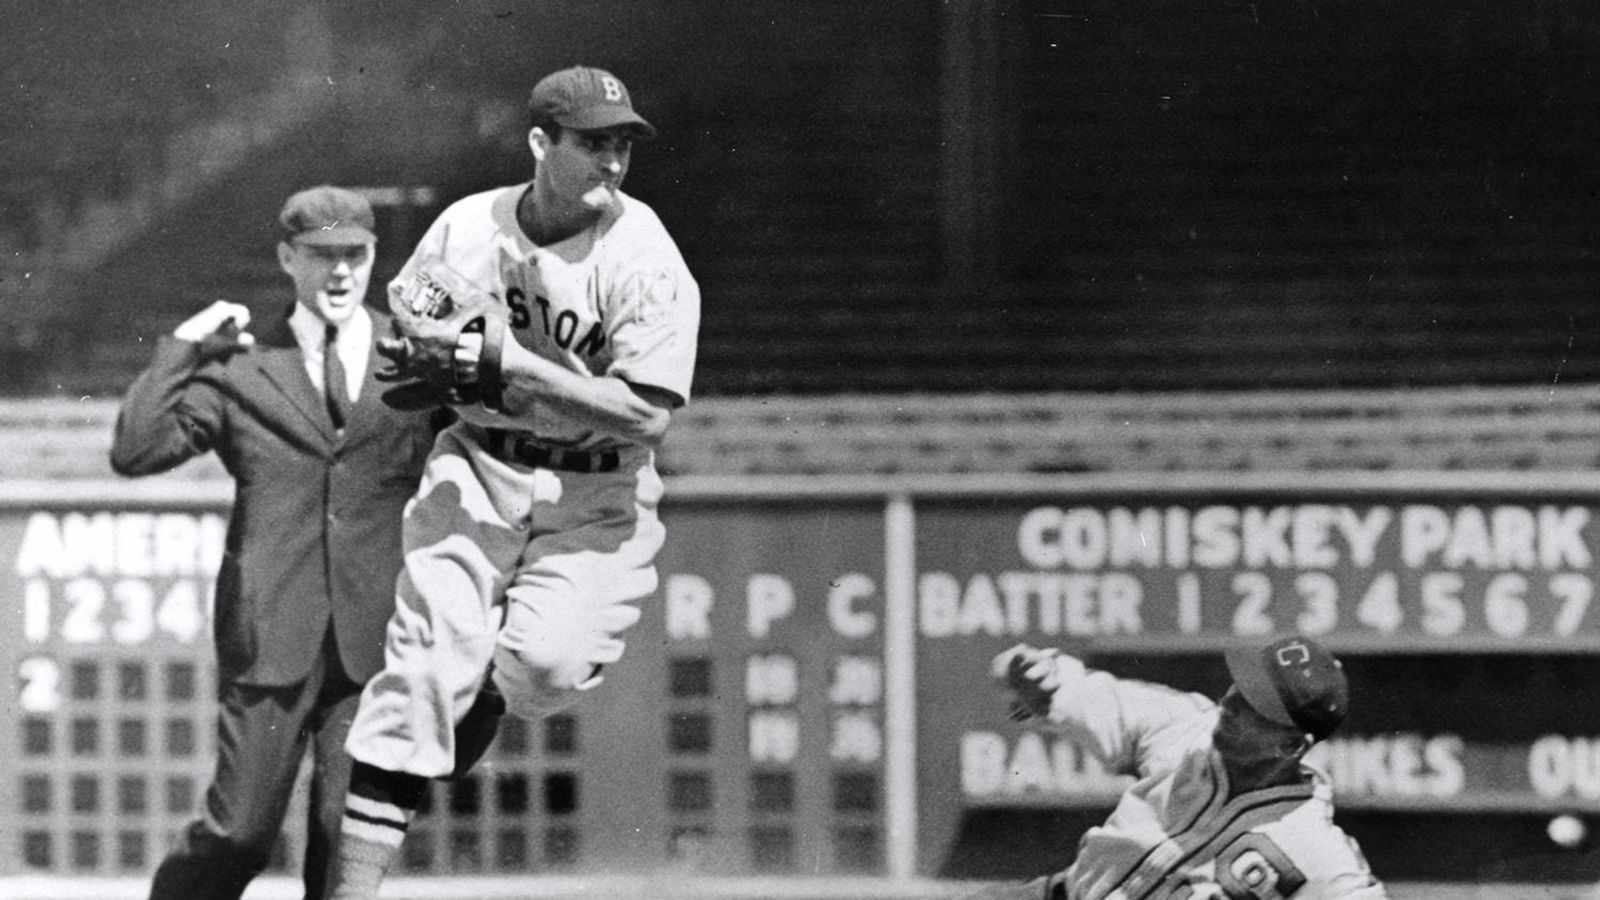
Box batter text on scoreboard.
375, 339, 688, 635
920, 502, 1598, 642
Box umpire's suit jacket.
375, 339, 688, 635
111, 307, 442, 687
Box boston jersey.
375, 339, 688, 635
392, 184, 700, 448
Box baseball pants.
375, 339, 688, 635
345, 422, 664, 778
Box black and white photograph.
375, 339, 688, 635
2, 2, 1598, 898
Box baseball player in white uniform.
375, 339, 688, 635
974, 635, 1387, 900
326, 66, 699, 898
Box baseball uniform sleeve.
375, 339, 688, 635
603, 247, 700, 406
110, 337, 228, 476
389, 208, 455, 299
1255, 797, 1389, 899
1038, 654, 1217, 779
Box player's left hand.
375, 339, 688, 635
378, 267, 507, 410
991, 643, 1063, 722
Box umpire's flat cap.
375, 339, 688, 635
279, 186, 377, 246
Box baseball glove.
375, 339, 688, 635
377, 266, 508, 411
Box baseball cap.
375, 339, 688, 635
528, 66, 656, 139
1225, 634, 1349, 741
278, 186, 377, 246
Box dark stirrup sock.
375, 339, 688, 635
328, 761, 429, 899
449, 673, 508, 780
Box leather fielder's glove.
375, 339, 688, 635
378, 266, 508, 411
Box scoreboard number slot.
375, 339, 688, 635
22, 577, 207, 646
17, 656, 61, 713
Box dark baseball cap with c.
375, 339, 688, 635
529, 66, 656, 139
279, 186, 377, 246
1225, 634, 1349, 741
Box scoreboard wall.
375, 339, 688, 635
3, 473, 1599, 881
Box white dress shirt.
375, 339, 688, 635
289, 303, 371, 403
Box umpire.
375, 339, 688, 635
110, 186, 446, 900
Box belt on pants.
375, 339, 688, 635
482, 428, 621, 473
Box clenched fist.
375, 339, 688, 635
991, 643, 1065, 722
173, 300, 255, 361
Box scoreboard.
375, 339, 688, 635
6, 500, 226, 875
909, 486, 1600, 879
4, 473, 1600, 881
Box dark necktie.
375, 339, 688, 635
323, 325, 350, 431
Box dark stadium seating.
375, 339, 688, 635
2, 0, 1596, 401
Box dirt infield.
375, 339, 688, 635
0, 876, 1593, 900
